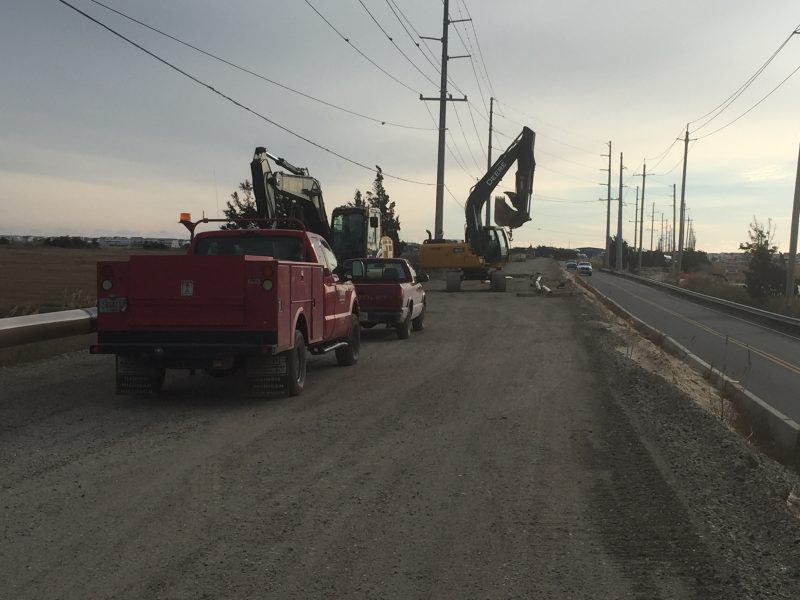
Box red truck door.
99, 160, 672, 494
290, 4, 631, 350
311, 237, 351, 340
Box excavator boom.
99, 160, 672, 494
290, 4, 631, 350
464, 127, 536, 256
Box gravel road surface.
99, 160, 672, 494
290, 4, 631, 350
2, 258, 799, 599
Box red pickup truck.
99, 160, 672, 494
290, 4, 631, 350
345, 258, 427, 339
92, 223, 360, 396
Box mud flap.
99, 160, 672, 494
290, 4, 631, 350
115, 356, 165, 395
245, 354, 288, 393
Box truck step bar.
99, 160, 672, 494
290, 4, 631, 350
309, 341, 348, 355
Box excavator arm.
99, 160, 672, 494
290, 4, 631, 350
464, 127, 536, 256
250, 147, 331, 239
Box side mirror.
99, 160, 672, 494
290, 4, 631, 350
417, 272, 430, 283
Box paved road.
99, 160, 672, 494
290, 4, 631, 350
2, 259, 799, 599
583, 270, 800, 423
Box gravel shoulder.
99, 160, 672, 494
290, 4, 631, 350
1, 258, 798, 599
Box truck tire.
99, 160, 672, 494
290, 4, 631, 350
412, 300, 426, 331
284, 329, 307, 396
336, 316, 360, 366
490, 270, 507, 292
397, 306, 412, 339
445, 270, 462, 292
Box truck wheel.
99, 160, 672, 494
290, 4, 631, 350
490, 270, 507, 292
445, 270, 462, 292
336, 316, 360, 366
397, 307, 412, 340
284, 329, 306, 396
412, 300, 426, 331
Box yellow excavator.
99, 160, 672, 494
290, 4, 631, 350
418, 127, 536, 291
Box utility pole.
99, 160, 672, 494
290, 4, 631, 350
485, 97, 494, 227
420, 0, 469, 240
650, 202, 655, 252
633, 185, 639, 256
787, 143, 800, 299
676, 125, 690, 275
660, 213, 665, 252
634, 162, 647, 270
616, 152, 624, 270
672, 183, 677, 257
601, 142, 612, 268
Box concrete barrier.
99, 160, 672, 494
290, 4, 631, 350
0, 308, 97, 349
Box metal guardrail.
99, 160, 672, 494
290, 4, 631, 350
0, 307, 97, 349
600, 269, 800, 334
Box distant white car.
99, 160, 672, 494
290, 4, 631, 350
577, 262, 593, 276
566, 260, 577, 270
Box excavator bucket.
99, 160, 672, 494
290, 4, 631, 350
494, 192, 531, 229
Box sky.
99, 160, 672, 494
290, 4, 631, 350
1, 0, 799, 253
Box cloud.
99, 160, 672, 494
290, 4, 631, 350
741, 165, 787, 182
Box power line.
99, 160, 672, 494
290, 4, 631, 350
356, 0, 440, 89
456, 0, 496, 99
449, 1, 489, 114
694, 63, 800, 140
494, 99, 605, 151
422, 102, 475, 180
86, 0, 436, 132
303, 0, 421, 94
384, 0, 442, 74
690, 23, 799, 131
452, 101, 483, 172
59, 0, 434, 187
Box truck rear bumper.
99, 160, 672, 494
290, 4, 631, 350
359, 308, 406, 325
91, 330, 279, 364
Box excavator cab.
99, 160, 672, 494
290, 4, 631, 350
483, 226, 509, 265
329, 206, 382, 262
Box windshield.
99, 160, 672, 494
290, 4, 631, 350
349, 260, 408, 282
330, 212, 366, 260
194, 235, 305, 261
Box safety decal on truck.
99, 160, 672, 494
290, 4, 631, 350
180, 280, 194, 296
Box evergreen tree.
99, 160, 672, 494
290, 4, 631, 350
222, 180, 259, 228
349, 189, 366, 208
739, 217, 785, 301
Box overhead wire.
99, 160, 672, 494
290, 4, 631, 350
449, 0, 489, 114
452, 102, 483, 172
693, 63, 800, 140
494, 99, 605, 152
384, 0, 441, 75
58, 0, 434, 186
358, 0, 488, 176
85, 0, 436, 132
303, 0, 421, 95
689, 23, 800, 132
355, 0, 440, 89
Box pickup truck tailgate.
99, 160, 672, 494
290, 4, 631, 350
126, 255, 249, 327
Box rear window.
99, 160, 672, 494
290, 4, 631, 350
194, 235, 305, 261
350, 260, 409, 282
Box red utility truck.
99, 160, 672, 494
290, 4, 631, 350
345, 258, 427, 339
92, 218, 360, 396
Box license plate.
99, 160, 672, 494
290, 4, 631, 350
99, 297, 128, 313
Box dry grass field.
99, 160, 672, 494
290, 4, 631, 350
0, 245, 183, 317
